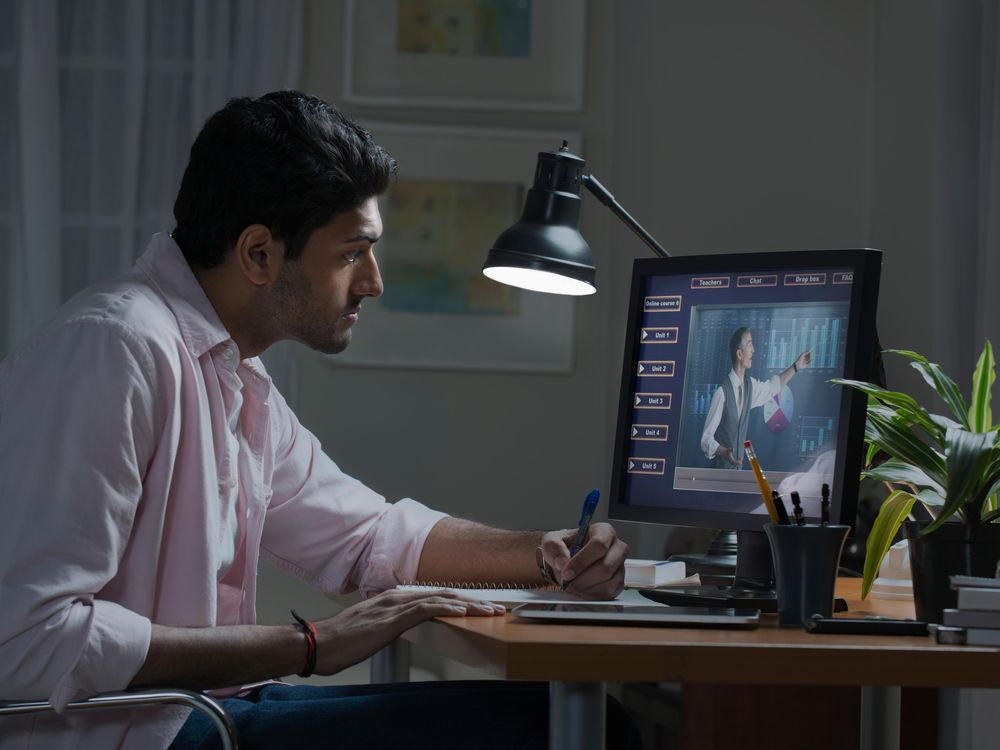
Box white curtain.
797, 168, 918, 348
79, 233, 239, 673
1, 0, 304, 403
930, 0, 1000, 380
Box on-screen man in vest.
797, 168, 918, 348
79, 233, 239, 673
699, 326, 811, 469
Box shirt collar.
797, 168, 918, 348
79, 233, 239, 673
135, 233, 233, 359
728, 369, 743, 390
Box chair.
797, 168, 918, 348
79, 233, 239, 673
0, 688, 239, 749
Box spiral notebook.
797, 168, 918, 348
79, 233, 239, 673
397, 560, 697, 606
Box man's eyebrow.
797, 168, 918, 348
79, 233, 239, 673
344, 233, 381, 244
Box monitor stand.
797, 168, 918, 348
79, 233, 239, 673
639, 529, 848, 613
640, 529, 779, 611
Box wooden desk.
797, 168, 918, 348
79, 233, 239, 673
385, 581, 1000, 749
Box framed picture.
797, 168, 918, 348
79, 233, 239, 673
342, 0, 586, 111
333, 123, 581, 373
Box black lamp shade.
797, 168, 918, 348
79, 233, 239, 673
483, 144, 597, 296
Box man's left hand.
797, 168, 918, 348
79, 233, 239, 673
540, 522, 628, 599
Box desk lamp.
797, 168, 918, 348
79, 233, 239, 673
482, 141, 669, 295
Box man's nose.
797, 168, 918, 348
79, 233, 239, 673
356, 254, 384, 298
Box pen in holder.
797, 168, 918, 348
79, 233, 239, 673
764, 523, 850, 626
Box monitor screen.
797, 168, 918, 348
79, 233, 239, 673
609, 249, 881, 533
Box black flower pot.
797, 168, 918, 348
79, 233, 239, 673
905, 520, 1000, 623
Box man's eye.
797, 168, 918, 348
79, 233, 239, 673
345, 250, 362, 263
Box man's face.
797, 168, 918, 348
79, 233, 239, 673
737, 331, 754, 369
269, 197, 384, 354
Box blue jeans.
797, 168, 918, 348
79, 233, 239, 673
169, 682, 641, 750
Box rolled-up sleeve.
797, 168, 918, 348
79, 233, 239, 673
0, 320, 156, 708
261, 392, 447, 597
750, 375, 782, 408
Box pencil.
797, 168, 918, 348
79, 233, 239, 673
743, 440, 779, 523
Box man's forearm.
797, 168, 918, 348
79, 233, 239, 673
416, 518, 544, 585
130, 622, 303, 691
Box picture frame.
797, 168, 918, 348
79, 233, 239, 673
342, 0, 586, 112
332, 123, 581, 373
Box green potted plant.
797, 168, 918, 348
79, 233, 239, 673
832, 341, 1000, 622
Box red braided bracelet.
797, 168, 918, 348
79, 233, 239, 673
290, 609, 317, 678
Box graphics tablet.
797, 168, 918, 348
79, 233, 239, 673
512, 603, 760, 628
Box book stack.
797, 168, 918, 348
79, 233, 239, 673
944, 575, 1000, 645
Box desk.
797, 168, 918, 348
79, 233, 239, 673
381, 580, 1000, 750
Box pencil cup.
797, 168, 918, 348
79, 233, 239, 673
764, 523, 850, 627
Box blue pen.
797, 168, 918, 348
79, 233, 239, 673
562, 489, 601, 589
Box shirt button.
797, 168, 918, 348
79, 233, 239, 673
229, 478, 236, 489
222, 348, 234, 360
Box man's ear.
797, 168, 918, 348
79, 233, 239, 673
233, 224, 283, 286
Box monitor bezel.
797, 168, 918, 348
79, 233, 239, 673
607, 248, 882, 533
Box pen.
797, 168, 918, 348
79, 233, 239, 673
821, 483, 830, 525
791, 491, 806, 526
771, 490, 791, 525
743, 440, 779, 524
563, 489, 601, 590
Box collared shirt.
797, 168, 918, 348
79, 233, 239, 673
0, 233, 446, 749
700, 369, 782, 459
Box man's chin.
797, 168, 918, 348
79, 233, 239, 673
302, 332, 351, 355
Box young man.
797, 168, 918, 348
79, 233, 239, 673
0, 92, 636, 749
700, 326, 811, 469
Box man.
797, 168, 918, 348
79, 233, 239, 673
700, 326, 810, 469
0, 92, 636, 749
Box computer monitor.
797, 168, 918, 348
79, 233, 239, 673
608, 249, 882, 610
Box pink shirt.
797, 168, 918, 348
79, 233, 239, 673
0, 233, 447, 749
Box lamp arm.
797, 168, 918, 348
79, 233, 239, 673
582, 174, 670, 258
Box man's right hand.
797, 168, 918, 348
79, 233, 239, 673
132, 589, 503, 690
312, 589, 504, 676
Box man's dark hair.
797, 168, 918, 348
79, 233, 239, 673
172, 91, 397, 268
729, 326, 750, 367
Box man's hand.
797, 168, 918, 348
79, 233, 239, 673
716, 444, 740, 467
540, 522, 628, 599
780, 350, 812, 387
132, 589, 503, 690
313, 589, 504, 676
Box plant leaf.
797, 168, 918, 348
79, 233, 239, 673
929, 413, 964, 433
913, 488, 946, 508
884, 349, 970, 426
969, 341, 995, 432
907, 360, 970, 428
862, 490, 917, 599
865, 441, 880, 467
922, 428, 999, 533
884, 349, 930, 364
862, 460, 946, 495
864, 409, 948, 485
831, 378, 942, 439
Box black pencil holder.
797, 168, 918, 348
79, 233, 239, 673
764, 523, 850, 627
